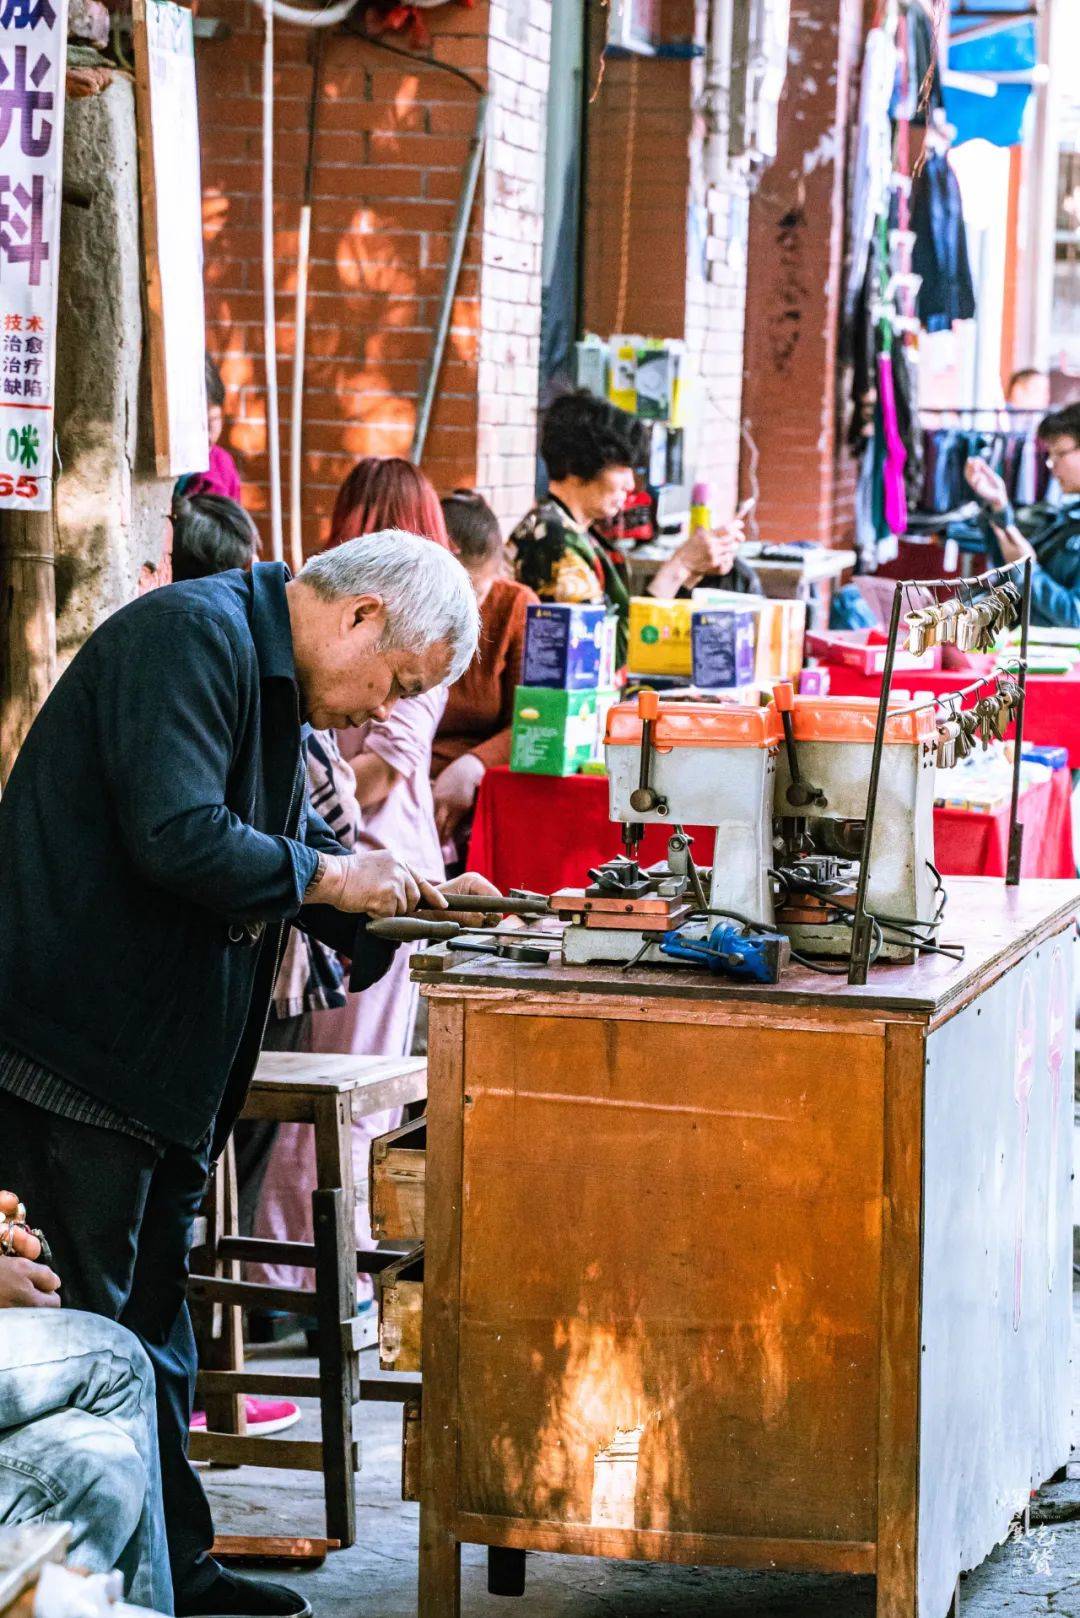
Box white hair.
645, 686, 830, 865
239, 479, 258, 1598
299, 530, 479, 683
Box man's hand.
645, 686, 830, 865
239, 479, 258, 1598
965, 456, 1009, 515
308, 850, 449, 917
0, 1190, 60, 1308
440, 871, 502, 929
0, 1256, 62, 1308
991, 524, 1035, 565
434, 754, 486, 843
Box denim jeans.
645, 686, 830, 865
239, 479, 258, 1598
0, 1308, 172, 1614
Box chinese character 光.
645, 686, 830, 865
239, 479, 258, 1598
0, 0, 57, 30
0, 172, 47, 284
0, 47, 53, 158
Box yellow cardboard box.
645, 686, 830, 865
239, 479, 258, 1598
627, 597, 693, 676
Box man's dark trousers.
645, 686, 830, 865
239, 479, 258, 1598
0, 1091, 216, 1607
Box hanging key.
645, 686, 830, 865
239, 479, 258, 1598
954, 710, 975, 761
905, 609, 931, 656
935, 718, 960, 769
937, 600, 962, 645
977, 598, 999, 651
985, 590, 1008, 646
955, 606, 980, 652
994, 682, 1018, 739
975, 697, 997, 750
999, 581, 1022, 632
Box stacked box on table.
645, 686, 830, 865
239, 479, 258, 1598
690, 605, 757, 689
511, 687, 617, 777
522, 603, 608, 690
627, 597, 692, 676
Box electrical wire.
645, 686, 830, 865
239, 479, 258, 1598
341, 18, 486, 95
790, 917, 885, 976
263, 0, 358, 29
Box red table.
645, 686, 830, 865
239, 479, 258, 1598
823, 664, 1080, 768
468, 763, 1075, 892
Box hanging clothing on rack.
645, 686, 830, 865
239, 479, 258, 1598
891, 1, 944, 125
911, 149, 976, 332
891, 337, 923, 505
877, 349, 909, 538
845, 26, 900, 332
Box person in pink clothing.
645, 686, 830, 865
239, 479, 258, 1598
175, 356, 243, 504
255, 459, 461, 1305
317, 457, 455, 1064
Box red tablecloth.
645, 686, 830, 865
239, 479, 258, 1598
823, 665, 1080, 768
468, 764, 1075, 892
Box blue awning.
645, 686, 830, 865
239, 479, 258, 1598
946, 4, 1038, 147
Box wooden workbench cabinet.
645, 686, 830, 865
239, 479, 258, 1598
416, 881, 1078, 1618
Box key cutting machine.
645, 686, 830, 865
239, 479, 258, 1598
770, 683, 941, 963
551, 691, 787, 972
551, 684, 942, 975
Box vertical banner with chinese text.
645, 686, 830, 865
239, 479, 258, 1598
0, 0, 68, 511
133, 0, 208, 478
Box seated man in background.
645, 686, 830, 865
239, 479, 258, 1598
0, 1191, 170, 1613
509, 389, 745, 665
966, 401, 1080, 627
170, 492, 259, 581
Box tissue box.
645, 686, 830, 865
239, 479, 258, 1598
522, 603, 607, 691
510, 686, 615, 776
627, 597, 692, 676
691, 607, 757, 688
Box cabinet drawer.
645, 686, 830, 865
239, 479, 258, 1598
370, 1116, 426, 1243
378, 1246, 423, 1373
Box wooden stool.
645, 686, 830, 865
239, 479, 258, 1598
189, 1053, 427, 1548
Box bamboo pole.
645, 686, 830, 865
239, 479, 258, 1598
0, 505, 57, 786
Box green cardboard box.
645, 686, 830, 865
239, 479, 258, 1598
510, 685, 616, 776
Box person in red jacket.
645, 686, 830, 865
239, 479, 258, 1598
433, 489, 539, 862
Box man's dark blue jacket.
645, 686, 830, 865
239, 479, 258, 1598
0, 562, 394, 1150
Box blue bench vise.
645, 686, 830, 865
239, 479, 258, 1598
659, 922, 791, 984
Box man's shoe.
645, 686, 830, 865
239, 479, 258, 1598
177, 1569, 313, 1618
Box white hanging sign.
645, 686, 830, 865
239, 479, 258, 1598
0, 0, 69, 511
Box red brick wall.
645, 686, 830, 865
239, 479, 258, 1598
582, 53, 692, 341
195, 1, 550, 556
740, 0, 865, 547
580, 1, 750, 518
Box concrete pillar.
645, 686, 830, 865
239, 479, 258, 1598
740, 0, 865, 547
54, 54, 171, 669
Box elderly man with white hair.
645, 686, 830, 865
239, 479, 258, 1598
0, 532, 499, 1618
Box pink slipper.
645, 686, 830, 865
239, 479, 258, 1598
190, 1396, 301, 1436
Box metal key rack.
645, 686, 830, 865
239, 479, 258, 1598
847, 554, 1033, 985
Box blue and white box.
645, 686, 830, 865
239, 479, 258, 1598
522, 603, 607, 690
691, 606, 757, 689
